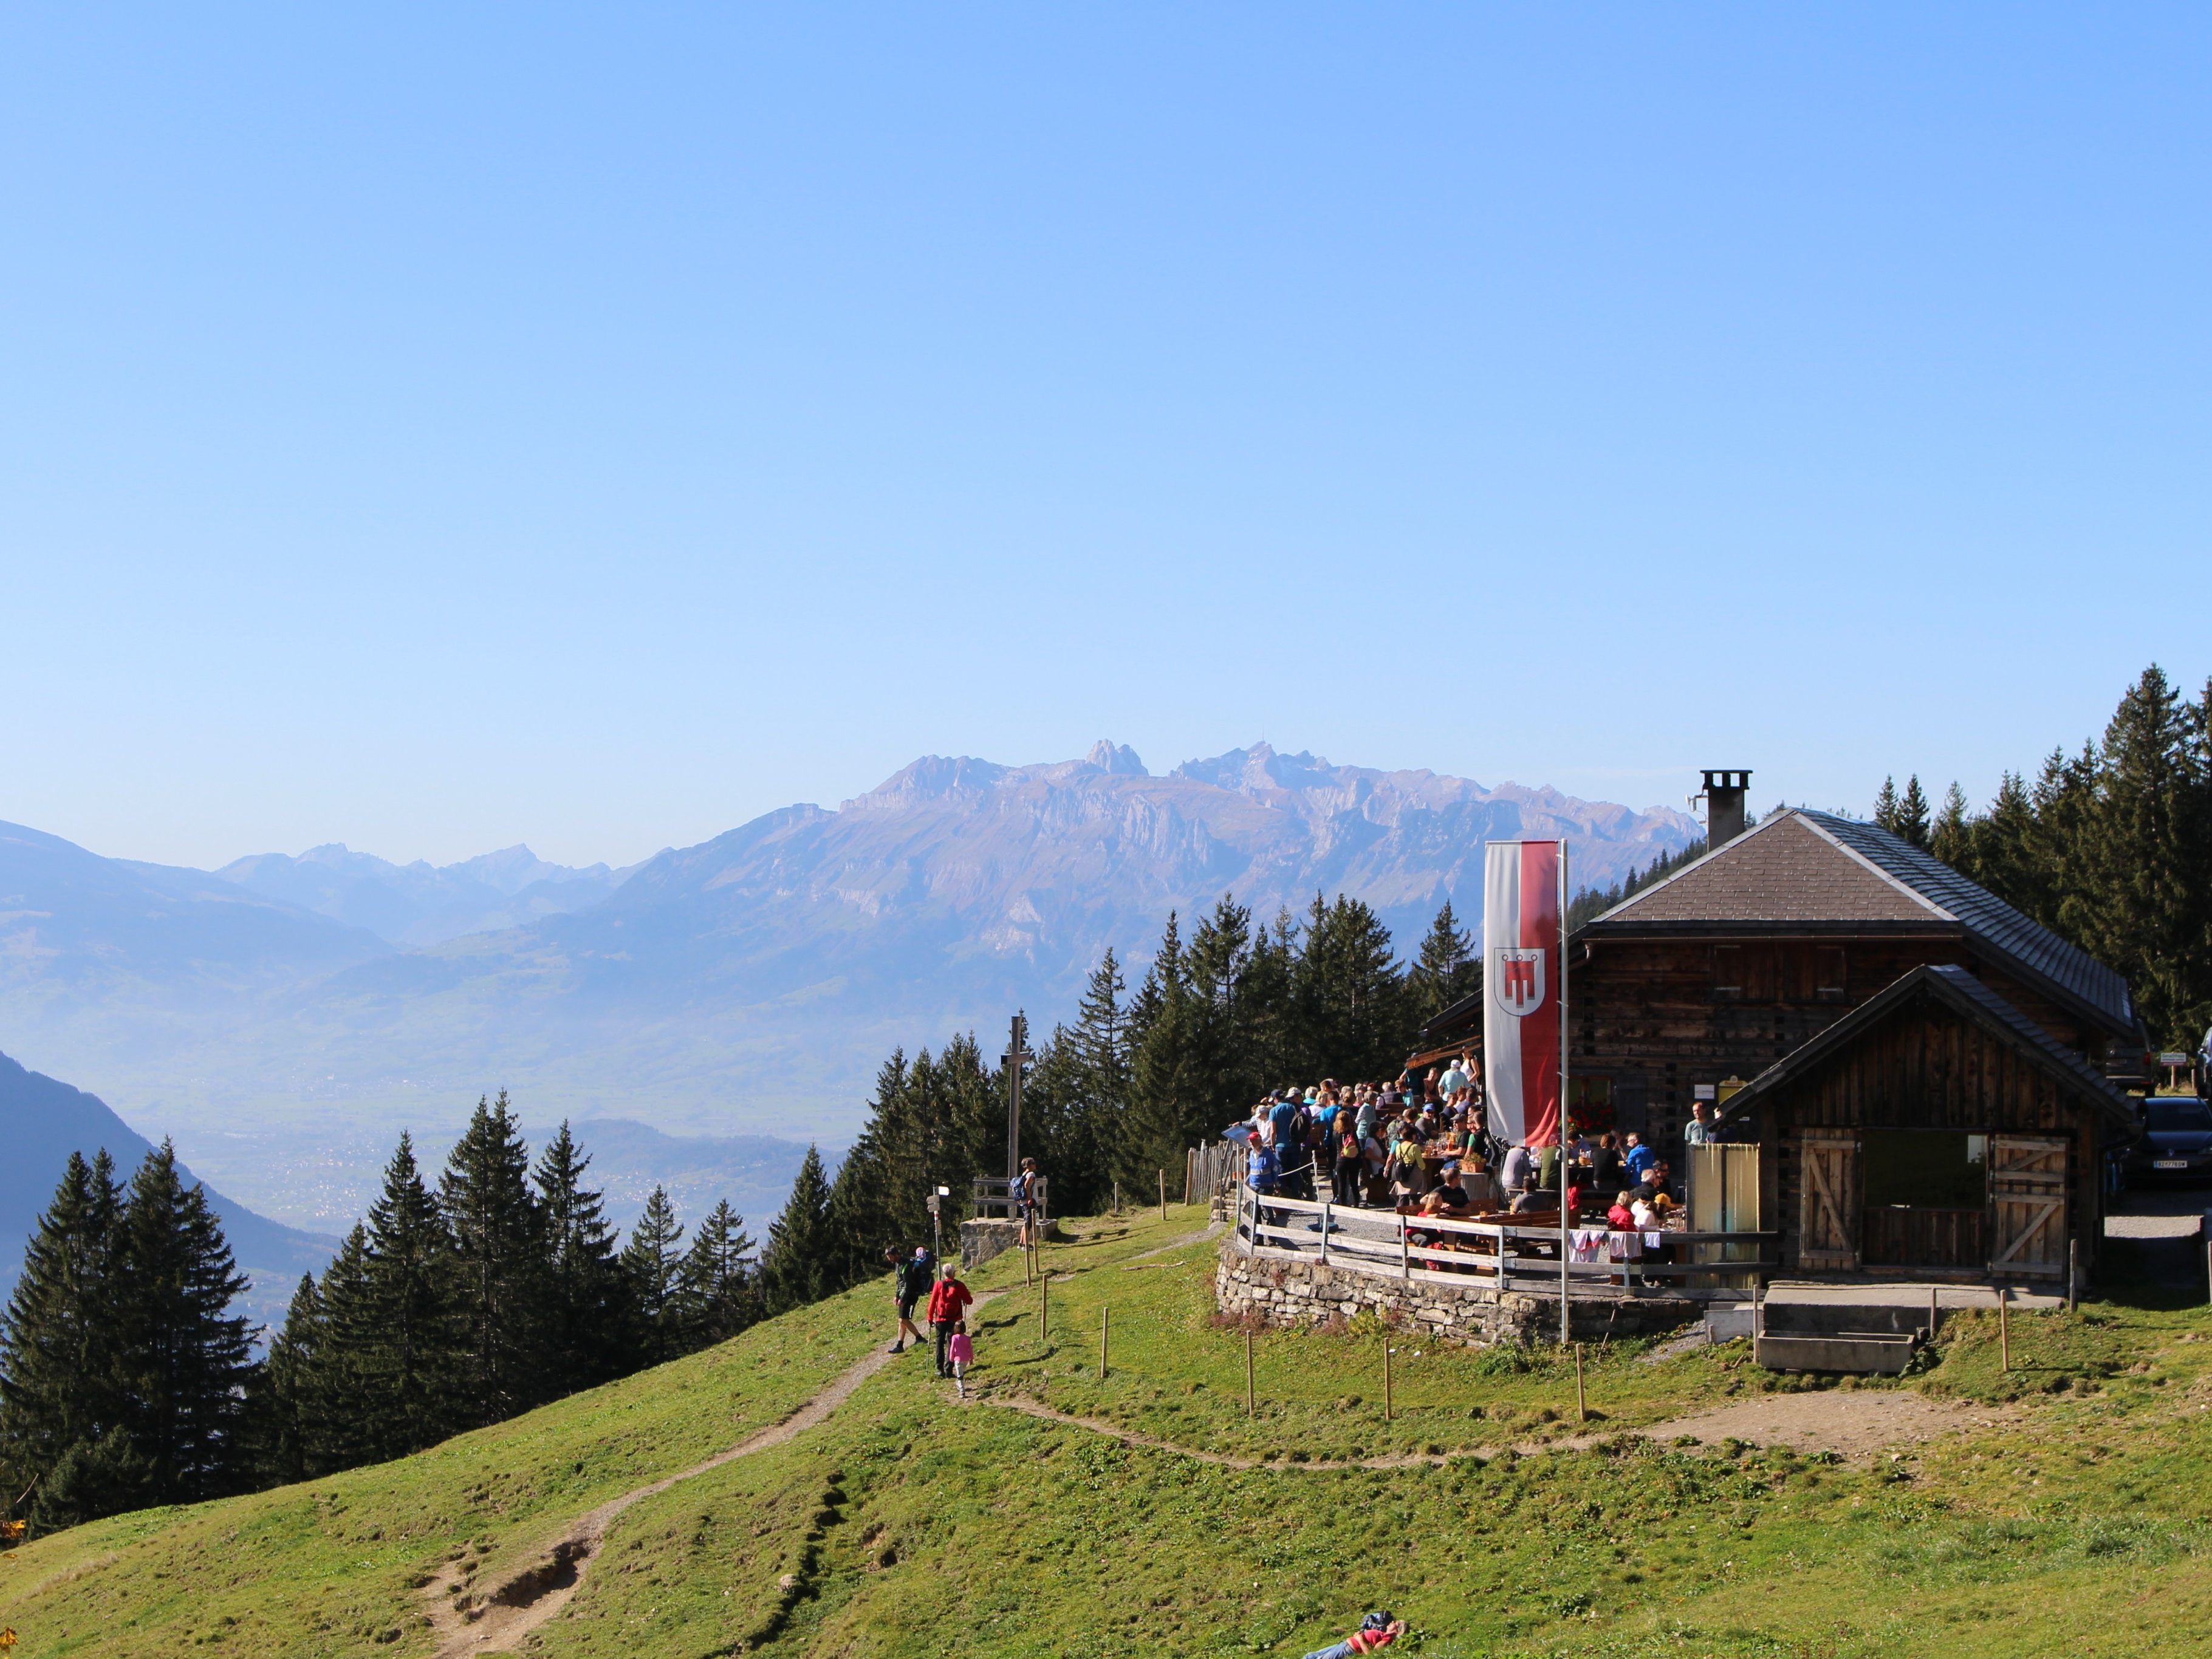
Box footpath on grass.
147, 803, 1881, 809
422, 1214, 1222, 1655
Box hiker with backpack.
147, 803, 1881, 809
1303, 1612, 1405, 1658
925, 1262, 974, 1378
886, 1244, 933, 1355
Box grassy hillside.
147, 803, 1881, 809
4, 1209, 2211, 1657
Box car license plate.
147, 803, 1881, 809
2154, 1159, 2189, 1170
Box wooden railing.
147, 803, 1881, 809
1186, 1141, 1248, 1213
971, 1175, 1049, 1222
1228, 1186, 1775, 1300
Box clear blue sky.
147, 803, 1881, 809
5, 7, 2207, 870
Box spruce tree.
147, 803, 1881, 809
1930, 782, 1973, 868
1405, 900, 1478, 1034
759, 1148, 835, 1315
1897, 776, 1932, 849
354, 1134, 462, 1459
621, 1186, 687, 1364
252, 1273, 323, 1486
440, 1093, 546, 1426
676, 1201, 758, 1347
1296, 894, 1405, 1084
535, 1123, 630, 1392
112, 1141, 254, 1505
304, 1226, 375, 1473
0, 1150, 127, 1510
1872, 776, 1902, 835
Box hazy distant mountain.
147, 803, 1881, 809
0, 744, 1697, 1226
216, 842, 641, 948
0, 1050, 336, 1332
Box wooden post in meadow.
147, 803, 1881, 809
2067, 1240, 2079, 1314
1040, 1265, 1049, 1341
1383, 1338, 1394, 1422
1159, 1169, 1168, 1220
1101, 1307, 1111, 1380
1245, 1329, 1255, 1417
1998, 1284, 2010, 1372
1575, 1343, 1587, 1424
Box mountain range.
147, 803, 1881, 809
0, 742, 1698, 1232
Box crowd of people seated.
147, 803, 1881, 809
1234, 1054, 1687, 1242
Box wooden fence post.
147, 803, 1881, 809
1040, 1266, 1049, 1341
1245, 1329, 1255, 1418
1575, 1343, 1587, 1424
1101, 1307, 1111, 1380
1998, 1284, 2010, 1372
1399, 1214, 1410, 1281
1928, 1284, 1939, 1343
1159, 1168, 1167, 1220
1320, 1197, 1331, 1266
1114, 1180, 1120, 1216
2067, 1239, 2079, 1315
1383, 1337, 1394, 1421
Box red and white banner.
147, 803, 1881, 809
1483, 839, 1564, 1149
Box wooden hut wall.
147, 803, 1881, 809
1747, 990, 2110, 1274
1574, 935, 2110, 1151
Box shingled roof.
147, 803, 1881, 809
1578, 808, 2135, 1037
1714, 963, 2139, 1134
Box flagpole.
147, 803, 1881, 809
1558, 840, 1571, 1347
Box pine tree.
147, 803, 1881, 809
675, 1202, 758, 1347
304, 1226, 376, 1473
1930, 782, 1972, 867
1872, 776, 1902, 835
1897, 776, 1931, 848
535, 1123, 630, 1393
352, 1134, 462, 1459
440, 1093, 546, 1427
112, 1142, 254, 1505
1405, 900, 1478, 1034
1296, 894, 1405, 1083
621, 1186, 687, 1364
1073, 949, 1131, 1113
0, 1150, 128, 1511
252, 1273, 323, 1486
759, 1148, 835, 1315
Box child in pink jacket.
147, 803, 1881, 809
947, 1322, 974, 1397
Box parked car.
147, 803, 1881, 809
2127, 1094, 2212, 1183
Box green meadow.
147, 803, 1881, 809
4, 1206, 2210, 1657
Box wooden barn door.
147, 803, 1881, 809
1988, 1135, 2067, 1279
1798, 1131, 1860, 1270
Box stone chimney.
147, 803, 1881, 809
1702, 770, 1753, 848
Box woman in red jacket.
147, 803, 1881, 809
925, 1264, 974, 1378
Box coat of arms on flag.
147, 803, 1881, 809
1491, 946, 1547, 1016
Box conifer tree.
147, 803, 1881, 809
112, 1142, 253, 1505
759, 1148, 835, 1315
1930, 782, 1973, 867
1296, 893, 1405, 1082
676, 1201, 758, 1347
535, 1123, 629, 1392
440, 1093, 546, 1426
0, 1151, 127, 1507
1405, 900, 1478, 1035
304, 1225, 375, 1472
1872, 776, 1902, 835
252, 1273, 323, 1486
1897, 776, 1932, 849
352, 1134, 462, 1459
621, 1186, 687, 1364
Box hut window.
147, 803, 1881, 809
1711, 945, 1743, 1000
1864, 1130, 1987, 1210
1815, 946, 1847, 1001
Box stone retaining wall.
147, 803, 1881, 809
1215, 1241, 1700, 1347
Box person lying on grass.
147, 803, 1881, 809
1303, 1611, 1405, 1658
